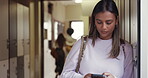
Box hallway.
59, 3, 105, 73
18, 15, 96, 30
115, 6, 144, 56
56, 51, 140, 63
1, 0, 148, 78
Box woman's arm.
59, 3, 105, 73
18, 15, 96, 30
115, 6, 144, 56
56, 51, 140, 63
60, 39, 85, 78
122, 42, 134, 78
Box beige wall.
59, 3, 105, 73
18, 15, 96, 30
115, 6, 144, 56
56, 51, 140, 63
47, 2, 90, 36
65, 4, 82, 21
52, 2, 66, 23
81, 0, 99, 16
64, 4, 82, 34
65, 4, 90, 35
82, 16, 89, 35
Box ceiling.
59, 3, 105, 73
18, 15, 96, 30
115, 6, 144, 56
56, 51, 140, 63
59, 1, 76, 5
46, 0, 100, 16
49, 1, 79, 5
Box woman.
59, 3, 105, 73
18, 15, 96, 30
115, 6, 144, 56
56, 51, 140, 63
54, 34, 66, 78
60, 0, 133, 78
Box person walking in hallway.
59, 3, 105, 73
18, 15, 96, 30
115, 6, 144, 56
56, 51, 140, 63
54, 34, 66, 78
64, 28, 76, 56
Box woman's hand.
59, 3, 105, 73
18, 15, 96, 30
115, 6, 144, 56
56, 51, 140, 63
102, 72, 115, 78
84, 73, 92, 78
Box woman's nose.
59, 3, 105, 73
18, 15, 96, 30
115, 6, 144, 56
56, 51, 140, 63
102, 23, 107, 30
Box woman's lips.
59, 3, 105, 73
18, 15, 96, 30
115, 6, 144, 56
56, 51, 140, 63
101, 31, 108, 34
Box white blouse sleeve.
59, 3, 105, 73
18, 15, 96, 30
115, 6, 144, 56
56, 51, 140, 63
122, 42, 134, 78
60, 39, 84, 78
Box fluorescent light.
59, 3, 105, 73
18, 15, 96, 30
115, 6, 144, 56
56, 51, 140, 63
75, 0, 82, 3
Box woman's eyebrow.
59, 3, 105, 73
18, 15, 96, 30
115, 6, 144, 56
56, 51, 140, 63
96, 19, 101, 21
96, 19, 113, 21
106, 19, 113, 22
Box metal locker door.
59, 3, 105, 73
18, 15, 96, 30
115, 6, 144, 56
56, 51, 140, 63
17, 3, 25, 78
9, 0, 17, 78
17, 3, 30, 78
22, 4, 30, 78
0, 0, 9, 78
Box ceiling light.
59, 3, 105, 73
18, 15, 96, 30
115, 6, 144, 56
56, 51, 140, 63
75, 0, 82, 3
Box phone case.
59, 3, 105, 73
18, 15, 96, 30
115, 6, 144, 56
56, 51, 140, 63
91, 74, 106, 78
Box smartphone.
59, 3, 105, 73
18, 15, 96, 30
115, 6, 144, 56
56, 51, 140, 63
91, 74, 106, 78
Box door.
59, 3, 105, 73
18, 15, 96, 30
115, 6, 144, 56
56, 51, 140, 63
0, 0, 9, 78
17, 3, 30, 78
9, 0, 30, 78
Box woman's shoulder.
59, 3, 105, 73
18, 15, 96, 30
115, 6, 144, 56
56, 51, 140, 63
120, 39, 132, 47
71, 38, 82, 49
120, 39, 133, 56
73, 36, 93, 45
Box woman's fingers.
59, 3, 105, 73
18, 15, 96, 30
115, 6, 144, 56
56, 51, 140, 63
102, 72, 115, 78
84, 73, 92, 78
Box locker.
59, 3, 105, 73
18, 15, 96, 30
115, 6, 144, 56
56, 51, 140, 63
0, 60, 8, 78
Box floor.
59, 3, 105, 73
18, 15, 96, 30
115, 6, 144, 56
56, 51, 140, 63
44, 40, 56, 78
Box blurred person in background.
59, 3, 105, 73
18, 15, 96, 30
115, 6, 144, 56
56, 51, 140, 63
52, 33, 66, 78
64, 28, 76, 56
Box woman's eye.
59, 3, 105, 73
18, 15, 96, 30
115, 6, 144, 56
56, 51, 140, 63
106, 22, 111, 25
97, 22, 102, 24
106, 20, 112, 25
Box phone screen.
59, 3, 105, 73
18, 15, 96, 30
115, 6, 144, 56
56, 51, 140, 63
91, 74, 106, 78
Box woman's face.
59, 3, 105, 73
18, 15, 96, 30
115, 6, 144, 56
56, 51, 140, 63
95, 11, 118, 40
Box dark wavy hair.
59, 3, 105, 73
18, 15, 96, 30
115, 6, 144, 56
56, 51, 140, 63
56, 34, 66, 48
88, 0, 120, 58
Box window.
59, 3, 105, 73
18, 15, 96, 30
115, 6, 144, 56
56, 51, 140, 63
71, 21, 84, 40
54, 21, 58, 40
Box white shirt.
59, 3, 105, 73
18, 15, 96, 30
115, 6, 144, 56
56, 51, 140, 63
60, 38, 133, 78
